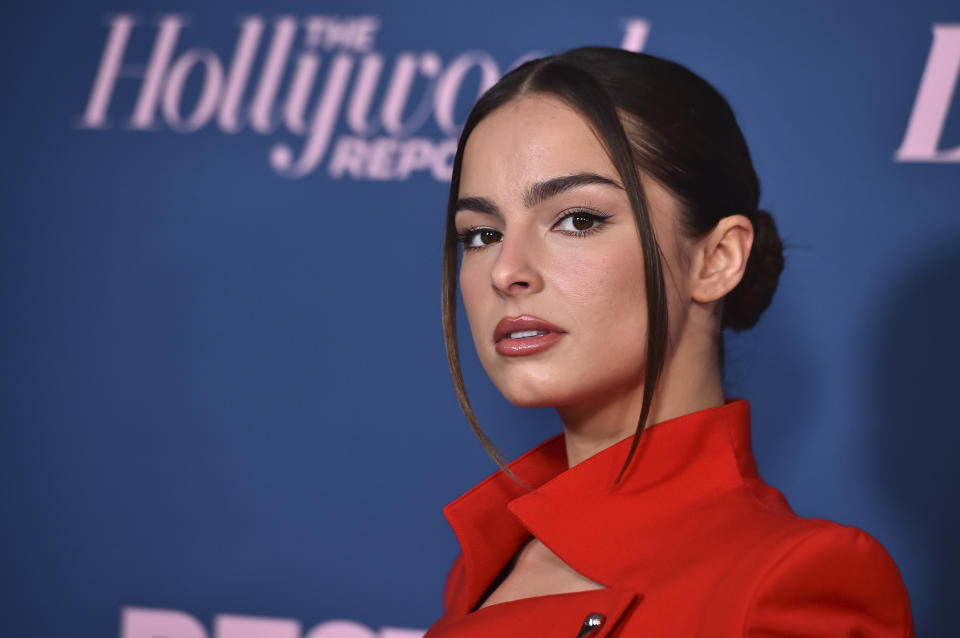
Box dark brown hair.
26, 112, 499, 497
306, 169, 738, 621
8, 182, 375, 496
441, 46, 785, 483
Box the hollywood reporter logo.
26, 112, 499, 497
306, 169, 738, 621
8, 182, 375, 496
897, 23, 960, 162
79, 15, 650, 180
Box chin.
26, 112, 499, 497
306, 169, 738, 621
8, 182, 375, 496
495, 378, 570, 409
503, 394, 557, 409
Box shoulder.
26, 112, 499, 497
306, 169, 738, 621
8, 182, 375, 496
740, 521, 914, 637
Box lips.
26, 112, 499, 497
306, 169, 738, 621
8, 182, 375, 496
494, 315, 566, 356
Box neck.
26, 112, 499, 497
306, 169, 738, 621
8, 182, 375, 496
557, 336, 725, 468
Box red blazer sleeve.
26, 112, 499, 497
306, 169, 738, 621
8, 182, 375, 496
742, 525, 914, 637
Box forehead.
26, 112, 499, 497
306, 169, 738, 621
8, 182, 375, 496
459, 94, 620, 198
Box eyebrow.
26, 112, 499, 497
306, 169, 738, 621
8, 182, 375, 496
454, 172, 623, 217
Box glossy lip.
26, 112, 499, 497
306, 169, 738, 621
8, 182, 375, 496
494, 315, 567, 357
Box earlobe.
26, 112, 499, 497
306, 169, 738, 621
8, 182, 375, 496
691, 215, 754, 304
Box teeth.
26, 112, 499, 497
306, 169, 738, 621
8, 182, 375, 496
509, 330, 547, 339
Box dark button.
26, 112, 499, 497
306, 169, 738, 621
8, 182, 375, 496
575, 612, 605, 637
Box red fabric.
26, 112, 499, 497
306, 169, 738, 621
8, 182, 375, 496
424, 399, 914, 637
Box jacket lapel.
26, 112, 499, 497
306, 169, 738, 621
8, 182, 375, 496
436, 400, 756, 630
428, 587, 640, 638
507, 399, 753, 587
442, 435, 569, 614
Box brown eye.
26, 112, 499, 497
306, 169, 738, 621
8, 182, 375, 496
458, 227, 503, 249
555, 210, 610, 234
480, 229, 500, 244
571, 213, 594, 230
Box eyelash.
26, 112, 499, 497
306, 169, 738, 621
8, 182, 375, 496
455, 208, 612, 251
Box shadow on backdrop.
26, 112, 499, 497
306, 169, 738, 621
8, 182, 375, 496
869, 236, 960, 638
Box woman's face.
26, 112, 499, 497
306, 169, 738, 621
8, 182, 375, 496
455, 94, 691, 410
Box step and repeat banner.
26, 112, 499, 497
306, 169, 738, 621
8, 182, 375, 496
2, 1, 958, 636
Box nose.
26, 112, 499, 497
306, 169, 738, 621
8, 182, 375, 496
490, 228, 544, 296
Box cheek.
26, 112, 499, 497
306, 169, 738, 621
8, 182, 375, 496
552, 244, 647, 330
549, 242, 650, 380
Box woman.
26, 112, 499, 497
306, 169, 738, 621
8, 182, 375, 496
425, 47, 913, 637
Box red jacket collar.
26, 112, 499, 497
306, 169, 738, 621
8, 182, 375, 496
441, 398, 759, 615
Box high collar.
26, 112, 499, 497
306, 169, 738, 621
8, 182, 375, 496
441, 398, 759, 615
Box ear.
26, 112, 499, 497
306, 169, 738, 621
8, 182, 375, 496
690, 214, 754, 304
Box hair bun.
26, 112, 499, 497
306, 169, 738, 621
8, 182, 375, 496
722, 209, 785, 331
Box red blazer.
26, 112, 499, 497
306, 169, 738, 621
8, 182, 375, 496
424, 399, 914, 637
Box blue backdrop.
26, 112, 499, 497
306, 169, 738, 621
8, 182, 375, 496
2, 1, 958, 636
